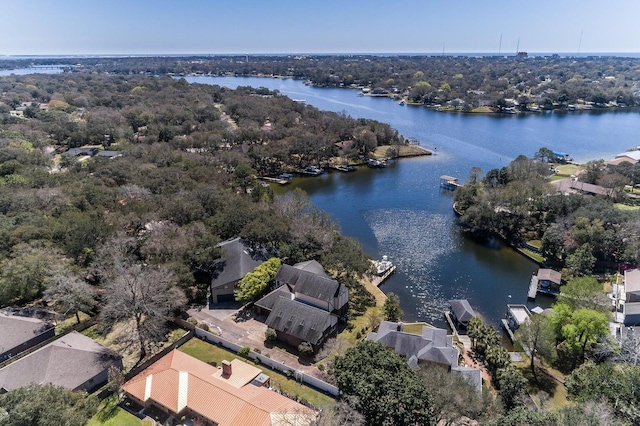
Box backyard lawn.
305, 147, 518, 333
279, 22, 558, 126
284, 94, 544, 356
179, 339, 335, 408
87, 394, 140, 426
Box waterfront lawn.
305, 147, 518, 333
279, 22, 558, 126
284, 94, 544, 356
87, 394, 140, 426
179, 339, 335, 408
615, 203, 640, 211
551, 164, 583, 181
402, 322, 433, 335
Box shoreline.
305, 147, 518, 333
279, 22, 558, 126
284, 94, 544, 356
194, 73, 640, 116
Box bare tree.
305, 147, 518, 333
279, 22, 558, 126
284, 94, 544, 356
100, 264, 186, 360
44, 269, 95, 324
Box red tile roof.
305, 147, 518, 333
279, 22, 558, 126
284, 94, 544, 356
122, 349, 315, 426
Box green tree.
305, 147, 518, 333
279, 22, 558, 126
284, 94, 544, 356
557, 276, 608, 312
565, 243, 596, 276
234, 257, 281, 303
514, 315, 555, 382
0, 383, 98, 426
496, 365, 527, 411
554, 307, 609, 370
333, 340, 434, 426
298, 341, 314, 356
233, 163, 256, 193
382, 292, 403, 322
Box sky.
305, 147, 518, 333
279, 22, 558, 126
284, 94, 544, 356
2, 0, 639, 56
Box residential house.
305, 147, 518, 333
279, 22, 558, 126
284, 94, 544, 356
622, 268, 640, 326
254, 260, 347, 351
448, 299, 476, 329
550, 178, 614, 198
66, 147, 99, 157
0, 331, 122, 393
0, 312, 55, 362
366, 321, 460, 370
122, 349, 315, 426
210, 238, 268, 304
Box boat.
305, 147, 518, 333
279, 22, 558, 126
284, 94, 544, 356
300, 165, 325, 176
331, 164, 356, 172
374, 255, 395, 276
367, 158, 387, 168
398, 99, 405, 105
277, 173, 293, 181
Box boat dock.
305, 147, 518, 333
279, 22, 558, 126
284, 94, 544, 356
528, 275, 539, 300
440, 175, 462, 190
370, 256, 396, 287
371, 265, 396, 287
260, 176, 290, 185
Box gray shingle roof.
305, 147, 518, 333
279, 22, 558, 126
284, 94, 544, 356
449, 299, 476, 323
0, 313, 52, 356
367, 321, 459, 368
254, 285, 292, 311
265, 297, 330, 345
537, 269, 562, 285
292, 260, 331, 278
210, 238, 268, 290
0, 331, 121, 392
275, 264, 342, 302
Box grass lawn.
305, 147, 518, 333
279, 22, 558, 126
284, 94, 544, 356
552, 164, 583, 180
87, 394, 140, 426
179, 339, 335, 408
54, 311, 91, 334
402, 322, 433, 335
615, 203, 640, 211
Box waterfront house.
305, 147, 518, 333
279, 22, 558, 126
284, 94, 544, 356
0, 331, 121, 393
255, 260, 347, 351
448, 299, 476, 330
0, 312, 55, 362
366, 321, 460, 370
551, 178, 614, 198
122, 349, 315, 426
210, 238, 268, 304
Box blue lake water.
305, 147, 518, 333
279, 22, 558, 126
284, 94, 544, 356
187, 75, 640, 327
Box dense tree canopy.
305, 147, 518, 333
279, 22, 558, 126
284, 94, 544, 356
333, 340, 434, 426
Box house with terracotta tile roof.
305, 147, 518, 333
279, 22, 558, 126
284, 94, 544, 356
122, 349, 315, 426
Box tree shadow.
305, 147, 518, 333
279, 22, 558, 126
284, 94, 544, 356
522, 366, 559, 396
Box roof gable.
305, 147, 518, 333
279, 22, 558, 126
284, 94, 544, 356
122, 350, 313, 426
625, 269, 640, 293
265, 297, 330, 345
0, 331, 121, 391
449, 300, 475, 322
211, 238, 268, 289
276, 264, 341, 302
0, 312, 52, 354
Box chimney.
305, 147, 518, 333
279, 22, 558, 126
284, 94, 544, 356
222, 360, 232, 376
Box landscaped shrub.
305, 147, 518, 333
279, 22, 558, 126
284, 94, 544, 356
298, 342, 314, 357
238, 346, 250, 357
265, 327, 277, 342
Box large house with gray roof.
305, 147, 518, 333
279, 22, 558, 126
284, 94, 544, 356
0, 331, 122, 393
255, 260, 347, 351
367, 321, 460, 370
210, 238, 269, 304
0, 312, 54, 362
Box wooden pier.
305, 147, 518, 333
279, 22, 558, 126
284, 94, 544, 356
528, 275, 539, 300
260, 176, 290, 185
370, 265, 396, 287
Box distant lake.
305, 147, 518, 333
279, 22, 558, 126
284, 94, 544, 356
0, 67, 65, 76
189, 76, 640, 327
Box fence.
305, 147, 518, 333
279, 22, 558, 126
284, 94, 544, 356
174, 318, 340, 397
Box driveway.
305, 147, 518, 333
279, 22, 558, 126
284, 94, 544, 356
187, 305, 328, 379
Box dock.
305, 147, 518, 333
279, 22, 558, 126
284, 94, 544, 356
371, 265, 396, 287
440, 175, 462, 190
260, 177, 290, 185
528, 275, 539, 300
